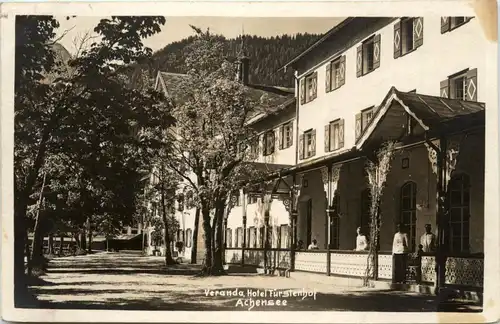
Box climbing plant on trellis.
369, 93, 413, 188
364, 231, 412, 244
363, 141, 397, 286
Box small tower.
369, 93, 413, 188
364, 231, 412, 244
236, 34, 250, 85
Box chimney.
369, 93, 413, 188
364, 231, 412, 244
236, 35, 250, 85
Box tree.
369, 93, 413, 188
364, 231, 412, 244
164, 27, 280, 275
14, 15, 169, 303
363, 141, 397, 286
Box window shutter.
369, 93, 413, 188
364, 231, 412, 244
312, 72, 318, 99
373, 34, 381, 69
394, 20, 402, 59
324, 124, 330, 153
339, 55, 346, 87
288, 124, 294, 148
339, 119, 345, 148
311, 129, 316, 157
300, 78, 306, 105
413, 17, 424, 48
270, 130, 276, 154
278, 125, 284, 150
441, 17, 450, 34
325, 62, 331, 93
298, 134, 304, 160
356, 45, 363, 77
440, 79, 449, 98
466, 68, 478, 101
355, 113, 362, 140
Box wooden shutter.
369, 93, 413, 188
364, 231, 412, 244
356, 45, 363, 77
440, 79, 449, 98
355, 113, 362, 140
269, 131, 275, 154
324, 124, 330, 153
339, 55, 346, 87
325, 62, 331, 93
278, 125, 284, 150
441, 17, 450, 34
373, 34, 381, 69
466, 68, 478, 101
413, 17, 424, 48
288, 123, 294, 148
312, 72, 318, 99
300, 78, 306, 105
310, 129, 316, 157
338, 119, 345, 148
394, 20, 402, 59
298, 134, 304, 160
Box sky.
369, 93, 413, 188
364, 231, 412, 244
55, 16, 343, 55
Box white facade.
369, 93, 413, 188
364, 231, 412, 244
294, 17, 492, 162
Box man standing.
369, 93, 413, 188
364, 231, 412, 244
392, 223, 409, 284
420, 224, 437, 253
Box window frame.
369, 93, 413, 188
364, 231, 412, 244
304, 129, 315, 158
328, 119, 342, 152
280, 121, 294, 150
263, 130, 276, 156
401, 17, 416, 56
449, 72, 468, 101
361, 106, 375, 133
400, 181, 417, 252
448, 174, 471, 253
304, 73, 317, 103
329, 191, 341, 249
362, 36, 375, 75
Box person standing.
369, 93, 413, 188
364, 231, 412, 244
392, 223, 409, 283
420, 224, 437, 253
355, 227, 368, 251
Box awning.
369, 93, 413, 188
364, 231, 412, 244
356, 87, 485, 150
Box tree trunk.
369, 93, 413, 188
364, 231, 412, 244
48, 234, 54, 255
87, 218, 92, 253
14, 197, 29, 306
80, 230, 87, 251
190, 208, 200, 264
31, 172, 47, 268
201, 206, 213, 274
211, 200, 225, 275
58, 235, 64, 256
25, 230, 32, 277
161, 184, 176, 266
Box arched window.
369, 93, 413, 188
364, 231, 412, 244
400, 182, 417, 252
360, 188, 371, 232
448, 174, 470, 253
185, 229, 192, 248
225, 228, 232, 248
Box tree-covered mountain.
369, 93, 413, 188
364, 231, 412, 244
131, 33, 321, 88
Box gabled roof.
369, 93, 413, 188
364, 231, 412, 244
356, 87, 485, 149
155, 71, 295, 123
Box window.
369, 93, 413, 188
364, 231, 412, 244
263, 130, 276, 156
249, 137, 259, 159
306, 199, 313, 247
259, 226, 265, 248
225, 228, 232, 248
325, 119, 345, 153
448, 174, 470, 253
279, 121, 294, 150
131, 228, 138, 235
442, 17, 472, 33
357, 34, 380, 77
279, 225, 290, 249
247, 195, 258, 204
329, 192, 340, 249
400, 182, 417, 252
122, 228, 128, 234
186, 229, 192, 248
299, 129, 316, 160
248, 227, 257, 248
356, 106, 375, 139
441, 69, 477, 101
394, 18, 423, 59
300, 72, 318, 105
326, 56, 346, 92
235, 227, 243, 248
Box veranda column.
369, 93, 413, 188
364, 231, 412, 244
263, 193, 273, 273
321, 166, 332, 276
290, 173, 302, 271
241, 190, 247, 266
425, 135, 462, 295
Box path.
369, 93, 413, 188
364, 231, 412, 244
26, 251, 480, 311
